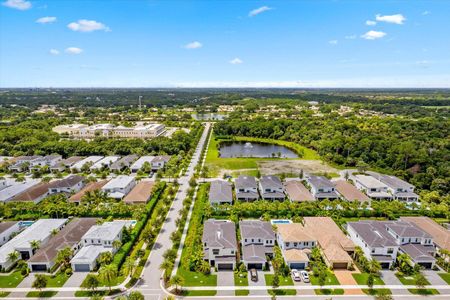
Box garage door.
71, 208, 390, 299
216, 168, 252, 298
217, 263, 233, 270
31, 264, 47, 272
418, 263, 432, 269
290, 263, 306, 269
74, 264, 91, 272
247, 263, 263, 270
380, 262, 390, 269
332, 262, 348, 269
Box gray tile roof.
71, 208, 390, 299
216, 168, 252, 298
400, 244, 435, 262
307, 175, 335, 189
202, 219, 237, 249
239, 220, 275, 241
367, 172, 414, 190
235, 175, 257, 190
260, 176, 283, 190
209, 180, 233, 202
386, 221, 431, 239
242, 244, 266, 263
48, 175, 84, 189
110, 155, 139, 170
348, 221, 398, 248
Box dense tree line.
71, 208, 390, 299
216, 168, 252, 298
214, 116, 449, 195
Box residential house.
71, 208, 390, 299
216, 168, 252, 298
68, 180, 109, 204
50, 156, 84, 173
0, 219, 67, 271
348, 220, 436, 269
353, 175, 393, 200
239, 220, 275, 269
48, 175, 84, 194
9, 156, 42, 172
101, 175, 136, 199
306, 175, 339, 200
334, 180, 371, 203
235, 175, 259, 201
400, 217, 450, 254
259, 176, 285, 201
110, 155, 139, 172
70, 156, 104, 172
283, 180, 315, 202
123, 180, 155, 204
90, 156, 120, 171
0, 179, 40, 203
209, 180, 233, 205
202, 219, 237, 270
303, 217, 355, 269
276, 223, 316, 269
130, 156, 155, 173
29, 155, 62, 172
28, 218, 97, 272
11, 182, 52, 204
368, 172, 419, 202
0, 222, 20, 247
151, 155, 171, 170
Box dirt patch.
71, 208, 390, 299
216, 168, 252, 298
258, 160, 338, 176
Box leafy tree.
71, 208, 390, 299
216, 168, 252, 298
32, 274, 48, 291
367, 273, 374, 290
99, 264, 117, 292
128, 291, 145, 300
272, 272, 280, 288
415, 273, 428, 290
170, 275, 184, 294
85, 274, 99, 292
8, 251, 19, 262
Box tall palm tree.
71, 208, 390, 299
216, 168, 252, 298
169, 275, 184, 294
8, 251, 19, 262
30, 240, 41, 253
112, 239, 122, 249
122, 257, 136, 277
99, 264, 117, 292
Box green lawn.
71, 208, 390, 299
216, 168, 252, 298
80, 274, 125, 288
44, 272, 70, 287
268, 289, 297, 296
177, 268, 217, 287
408, 289, 440, 295
0, 271, 24, 288
0, 292, 10, 298
315, 288, 345, 295
26, 291, 57, 298
181, 290, 217, 296
235, 289, 249, 296
396, 273, 430, 285
438, 273, 450, 284
362, 288, 392, 296
265, 274, 294, 286
234, 273, 248, 286
74, 289, 120, 297
310, 272, 340, 286
352, 273, 385, 285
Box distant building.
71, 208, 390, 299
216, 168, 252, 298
71, 156, 104, 172
284, 180, 315, 202
48, 175, 85, 194
53, 123, 165, 139
90, 156, 120, 171
353, 175, 393, 200
110, 155, 139, 172
123, 180, 155, 204
130, 156, 155, 172
367, 172, 419, 202
305, 175, 339, 200
50, 156, 84, 173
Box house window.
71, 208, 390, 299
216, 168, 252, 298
371, 249, 375, 254
286, 242, 290, 247
258, 239, 261, 243
213, 249, 219, 255
244, 239, 247, 243
231, 250, 234, 254
387, 248, 394, 254
293, 242, 298, 247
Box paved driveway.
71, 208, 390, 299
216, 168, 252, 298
293, 273, 315, 295
334, 270, 364, 295
424, 270, 450, 295
8, 273, 35, 298
55, 272, 89, 298
216, 271, 234, 296
248, 270, 267, 296
380, 270, 410, 295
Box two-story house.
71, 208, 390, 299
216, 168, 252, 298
353, 175, 393, 200
367, 172, 419, 202
276, 223, 316, 269
259, 176, 285, 201
29, 155, 62, 172
235, 175, 259, 201
305, 175, 339, 200
151, 155, 171, 171
239, 220, 275, 269
347, 220, 436, 269
209, 180, 233, 205
202, 219, 237, 270
9, 156, 42, 172
101, 175, 136, 199
48, 175, 85, 194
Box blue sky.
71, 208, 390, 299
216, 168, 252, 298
1, 0, 449, 87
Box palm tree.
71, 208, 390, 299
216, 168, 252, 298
32, 274, 48, 292
112, 239, 122, 249
30, 240, 41, 253
8, 251, 19, 262
98, 251, 113, 266
99, 264, 117, 292
84, 274, 99, 292
170, 275, 184, 294
369, 259, 382, 275
122, 257, 136, 277
51, 228, 58, 236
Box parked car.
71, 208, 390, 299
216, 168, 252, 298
291, 269, 301, 281
300, 271, 310, 283
250, 268, 258, 282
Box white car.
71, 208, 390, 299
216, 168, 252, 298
300, 270, 310, 283
291, 269, 301, 281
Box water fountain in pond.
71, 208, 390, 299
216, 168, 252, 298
244, 142, 253, 148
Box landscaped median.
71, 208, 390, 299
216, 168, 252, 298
352, 273, 391, 296
395, 273, 440, 295
310, 270, 343, 295
234, 272, 249, 296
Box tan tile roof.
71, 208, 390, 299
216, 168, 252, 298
12, 182, 50, 202
335, 180, 371, 202
400, 217, 450, 252
284, 249, 310, 262
276, 223, 315, 242
283, 181, 315, 202
68, 180, 109, 202
123, 180, 155, 204
303, 217, 354, 264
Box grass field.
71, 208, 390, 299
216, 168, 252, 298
314, 288, 344, 295
181, 290, 217, 296
26, 291, 57, 298
396, 273, 430, 285
0, 271, 24, 288
177, 265, 217, 287
45, 272, 70, 287
438, 273, 450, 284
74, 289, 120, 297
352, 273, 385, 285
264, 274, 294, 286
235, 289, 249, 296
362, 288, 392, 296
408, 288, 440, 295
268, 289, 297, 296
234, 273, 248, 286
310, 273, 340, 286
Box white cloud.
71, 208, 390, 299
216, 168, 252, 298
36, 16, 57, 24
366, 20, 377, 26
328, 40, 338, 45
422, 11, 431, 16
67, 19, 110, 32
229, 57, 243, 64
249, 6, 272, 17
184, 41, 202, 49
361, 30, 386, 40
49, 49, 60, 55
375, 14, 406, 25
345, 35, 356, 40
65, 47, 83, 54
2, 0, 31, 10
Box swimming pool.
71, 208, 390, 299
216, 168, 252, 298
270, 219, 292, 225
19, 220, 35, 227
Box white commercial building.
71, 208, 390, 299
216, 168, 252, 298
53, 123, 165, 139
0, 219, 67, 271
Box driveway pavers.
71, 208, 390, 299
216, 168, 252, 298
248, 270, 267, 295
293, 274, 315, 295
380, 270, 410, 295
334, 270, 364, 295
424, 270, 450, 295
216, 271, 234, 296
55, 272, 88, 298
